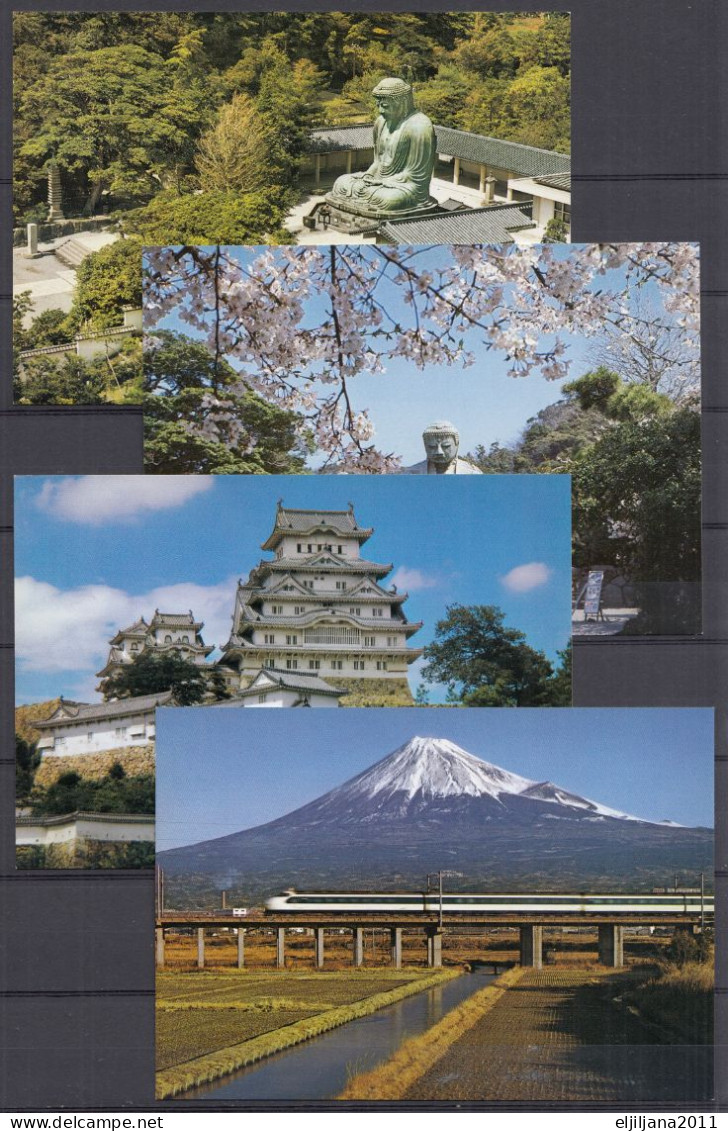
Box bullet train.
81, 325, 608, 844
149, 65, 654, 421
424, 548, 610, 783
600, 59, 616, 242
264, 889, 713, 917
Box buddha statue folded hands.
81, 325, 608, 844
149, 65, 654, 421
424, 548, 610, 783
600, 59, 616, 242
329, 78, 437, 216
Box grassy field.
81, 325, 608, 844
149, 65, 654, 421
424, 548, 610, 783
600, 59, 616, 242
156, 967, 460, 1098
395, 967, 713, 1103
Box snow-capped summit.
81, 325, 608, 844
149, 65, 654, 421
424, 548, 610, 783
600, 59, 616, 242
334, 735, 535, 803
159, 733, 709, 897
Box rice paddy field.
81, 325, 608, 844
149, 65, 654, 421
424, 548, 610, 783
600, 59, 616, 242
156, 966, 459, 1096
398, 968, 713, 1103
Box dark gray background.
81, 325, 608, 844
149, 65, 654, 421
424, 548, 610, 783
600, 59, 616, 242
2, 0, 727, 1112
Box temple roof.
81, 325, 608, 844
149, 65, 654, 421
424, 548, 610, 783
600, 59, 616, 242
534, 171, 572, 191
380, 203, 535, 246
34, 691, 173, 728
261, 502, 372, 550
309, 125, 571, 180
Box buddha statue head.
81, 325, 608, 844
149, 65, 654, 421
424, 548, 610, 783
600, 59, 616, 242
422, 420, 460, 472
371, 77, 416, 130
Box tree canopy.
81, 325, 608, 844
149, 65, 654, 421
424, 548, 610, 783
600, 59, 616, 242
421, 604, 569, 706
99, 651, 210, 705
13, 12, 570, 226
143, 330, 310, 474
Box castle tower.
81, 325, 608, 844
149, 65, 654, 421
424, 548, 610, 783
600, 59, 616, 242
96, 610, 214, 690
218, 501, 422, 704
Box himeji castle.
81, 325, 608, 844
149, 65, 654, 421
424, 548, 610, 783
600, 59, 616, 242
96, 609, 215, 690
218, 501, 423, 704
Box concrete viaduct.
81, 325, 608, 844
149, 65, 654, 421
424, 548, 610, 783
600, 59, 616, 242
155, 911, 703, 972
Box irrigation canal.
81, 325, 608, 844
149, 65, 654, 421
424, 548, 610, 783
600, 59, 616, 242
180, 967, 495, 1101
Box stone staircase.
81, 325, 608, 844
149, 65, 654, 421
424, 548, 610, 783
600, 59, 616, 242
54, 236, 93, 268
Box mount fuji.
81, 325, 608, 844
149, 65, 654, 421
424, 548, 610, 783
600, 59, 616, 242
159, 736, 713, 902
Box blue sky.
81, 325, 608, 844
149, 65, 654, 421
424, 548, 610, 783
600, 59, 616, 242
155, 707, 714, 850
146, 245, 664, 465
15, 473, 571, 704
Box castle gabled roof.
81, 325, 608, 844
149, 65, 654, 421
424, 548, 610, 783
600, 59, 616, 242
150, 610, 204, 631
109, 617, 148, 643
33, 691, 174, 729
261, 502, 372, 550
217, 668, 346, 701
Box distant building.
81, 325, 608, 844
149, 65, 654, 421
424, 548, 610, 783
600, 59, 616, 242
303, 125, 570, 243
32, 691, 173, 758
96, 609, 214, 690
218, 501, 423, 695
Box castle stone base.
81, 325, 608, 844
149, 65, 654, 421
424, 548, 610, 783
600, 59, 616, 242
326, 677, 414, 707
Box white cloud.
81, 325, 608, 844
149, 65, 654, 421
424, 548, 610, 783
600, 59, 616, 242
35, 476, 214, 525
15, 574, 238, 677
499, 561, 552, 594
390, 566, 438, 592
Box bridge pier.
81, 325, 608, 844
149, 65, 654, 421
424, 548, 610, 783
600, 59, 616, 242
237, 929, 245, 969
315, 927, 325, 969
197, 927, 205, 969
353, 927, 364, 967
390, 927, 402, 969
276, 927, 286, 969
519, 925, 543, 968
155, 928, 165, 970
598, 924, 624, 967
426, 927, 442, 968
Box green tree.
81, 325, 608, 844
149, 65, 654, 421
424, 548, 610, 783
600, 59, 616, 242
30, 768, 155, 816
22, 307, 74, 349
99, 651, 209, 704
16, 734, 41, 802
256, 43, 320, 185
16, 355, 109, 405
422, 604, 558, 706
143, 331, 309, 473
18, 45, 173, 212
122, 188, 291, 244
196, 93, 269, 193
67, 238, 142, 333
571, 406, 701, 584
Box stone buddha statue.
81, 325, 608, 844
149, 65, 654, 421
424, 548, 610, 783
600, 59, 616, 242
328, 78, 437, 218
404, 421, 483, 475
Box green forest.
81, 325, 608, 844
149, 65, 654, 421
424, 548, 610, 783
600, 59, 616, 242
14, 11, 570, 238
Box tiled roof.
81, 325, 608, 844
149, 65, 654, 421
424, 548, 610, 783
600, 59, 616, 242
34, 691, 173, 728
434, 127, 570, 178
310, 125, 373, 152
150, 610, 201, 629
274, 505, 364, 534
380, 204, 535, 246
112, 617, 148, 637
309, 125, 570, 179
224, 668, 346, 698
534, 171, 571, 191
258, 556, 393, 574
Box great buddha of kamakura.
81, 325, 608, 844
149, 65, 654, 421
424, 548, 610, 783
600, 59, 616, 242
404, 421, 483, 475
329, 78, 437, 217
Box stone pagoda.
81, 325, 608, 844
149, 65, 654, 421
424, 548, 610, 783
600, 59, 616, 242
218, 501, 423, 705
96, 609, 215, 690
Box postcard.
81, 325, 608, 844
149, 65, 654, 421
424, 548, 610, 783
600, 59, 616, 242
154, 706, 714, 1103
15, 472, 571, 869
12, 10, 570, 402
141, 241, 702, 638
